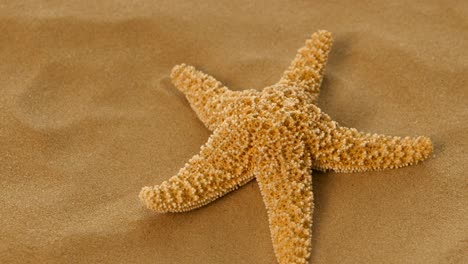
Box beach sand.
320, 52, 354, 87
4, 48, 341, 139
1, 1, 467, 263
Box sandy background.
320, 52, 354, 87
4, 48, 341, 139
1, 1, 467, 263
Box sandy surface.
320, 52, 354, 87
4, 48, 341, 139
1, 1, 467, 263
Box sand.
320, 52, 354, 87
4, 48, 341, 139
1, 1, 467, 263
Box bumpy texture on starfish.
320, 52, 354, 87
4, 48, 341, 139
139, 30, 433, 264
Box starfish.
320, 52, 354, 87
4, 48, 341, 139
139, 30, 433, 264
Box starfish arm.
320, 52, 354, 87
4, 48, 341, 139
309, 117, 433, 172
171, 64, 259, 131
139, 121, 255, 213
277, 30, 333, 103
256, 140, 314, 264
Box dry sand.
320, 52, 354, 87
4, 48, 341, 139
1, 1, 467, 263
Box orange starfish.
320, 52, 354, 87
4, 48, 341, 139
139, 30, 433, 264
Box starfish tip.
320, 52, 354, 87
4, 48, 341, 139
170, 63, 193, 80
